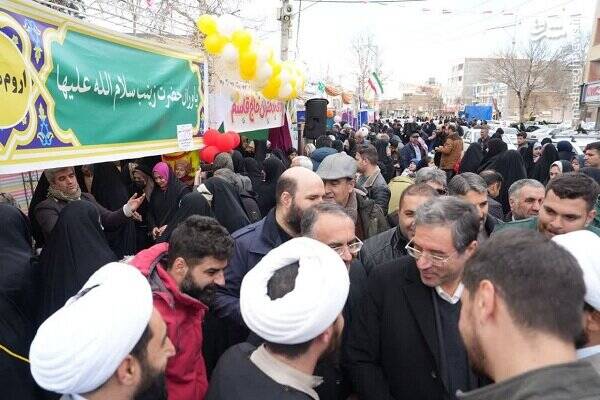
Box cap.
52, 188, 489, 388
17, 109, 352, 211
316, 153, 357, 180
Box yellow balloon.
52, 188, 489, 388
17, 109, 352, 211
197, 14, 218, 35
239, 50, 258, 81
231, 30, 253, 51
269, 59, 282, 77
262, 76, 281, 100
204, 34, 226, 55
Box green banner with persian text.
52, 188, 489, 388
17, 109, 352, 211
0, 0, 205, 174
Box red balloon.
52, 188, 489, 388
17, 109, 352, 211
201, 145, 219, 163
203, 129, 219, 146
216, 133, 235, 152
227, 131, 241, 148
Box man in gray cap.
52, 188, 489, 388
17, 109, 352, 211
316, 153, 388, 240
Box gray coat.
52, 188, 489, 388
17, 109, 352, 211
34, 193, 128, 241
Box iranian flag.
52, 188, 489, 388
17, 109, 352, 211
368, 72, 384, 95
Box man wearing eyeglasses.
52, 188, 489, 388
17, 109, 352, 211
344, 197, 488, 400
298, 202, 366, 400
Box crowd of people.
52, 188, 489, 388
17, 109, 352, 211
1, 116, 600, 400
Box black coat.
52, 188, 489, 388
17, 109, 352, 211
358, 226, 408, 275
343, 256, 487, 400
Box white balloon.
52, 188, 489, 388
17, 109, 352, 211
217, 14, 241, 37
278, 83, 292, 99
221, 43, 239, 64
279, 69, 291, 84
256, 63, 273, 83
255, 45, 271, 63
334, 115, 342, 123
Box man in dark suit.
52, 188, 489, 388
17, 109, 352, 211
344, 196, 487, 400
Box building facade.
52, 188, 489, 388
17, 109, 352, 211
582, 0, 600, 128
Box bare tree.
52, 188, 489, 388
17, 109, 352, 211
350, 31, 386, 108
34, 0, 85, 18
485, 40, 569, 123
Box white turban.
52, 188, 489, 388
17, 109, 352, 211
552, 231, 600, 310
241, 237, 349, 345
30, 262, 153, 395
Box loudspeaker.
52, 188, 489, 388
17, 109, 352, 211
304, 98, 328, 140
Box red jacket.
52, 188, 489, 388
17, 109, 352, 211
130, 243, 209, 400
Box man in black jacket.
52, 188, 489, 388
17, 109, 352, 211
359, 183, 438, 275
344, 197, 486, 400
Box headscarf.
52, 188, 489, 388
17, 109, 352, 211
152, 162, 170, 187
530, 143, 559, 185
272, 148, 290, 168
214, 152, 234, 171
0, 291, 40, 400
232, 150, 246, 174
459, 142, 484, 173
478, 139, 508, 173
39, 201, 117, 324
30, 262, 153, 396
158, 192, 213, 242
556, 141, 574, 161
484, 150, 527, 215
0, 204, 38, 323
203, 177, 250, 234
244, 158, 263, 189
175, 159, 195, 187
240, 238, 349, 344
256, 157, 286, 216
91, 162, 137, 258
550, 160, 574, 175
0, 205, 41, 400
520, 143, 536, 176
149, 163, 191, 230
29, 173, 50, 248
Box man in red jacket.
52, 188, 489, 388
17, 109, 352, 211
130, 215, 234, 400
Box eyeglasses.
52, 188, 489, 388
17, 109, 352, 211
331, 237, 363, 256
405, 239, 456, 266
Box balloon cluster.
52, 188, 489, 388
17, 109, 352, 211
196, 14, 306, 101
200, 129, 241, 163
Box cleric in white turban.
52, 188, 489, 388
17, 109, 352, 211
552, 231, 600, 371
206, 237, 350, 400
30, 262, 174, 400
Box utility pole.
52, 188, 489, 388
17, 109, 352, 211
278, 0, 293, 61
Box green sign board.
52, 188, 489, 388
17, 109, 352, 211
0, 0, 205, 173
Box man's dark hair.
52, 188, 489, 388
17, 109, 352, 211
276, 174, 297, 206
516, 131, 527, 138
316, 135, 333, 149
448, 172, 487, 196
463, 230, 585, 343
415, 196, 480, 252
356, 144, 378, 165
167, 216, 234, 268
398, 183, 439, 211
585, 141, 600, 153
264, 262, 313, 358
479, 170, 504, 187
546, 172, 600, 212
332, 139, 344, 153
300, 202, 352, 237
